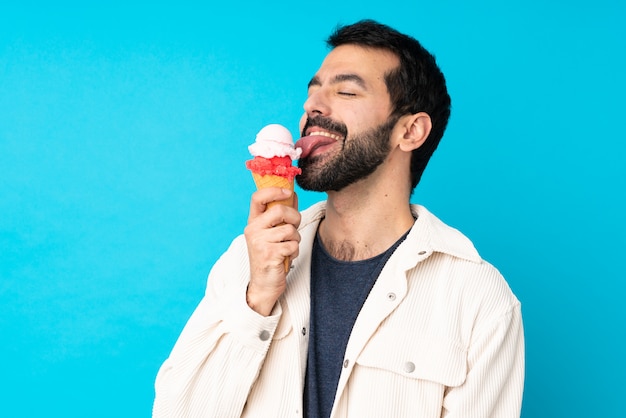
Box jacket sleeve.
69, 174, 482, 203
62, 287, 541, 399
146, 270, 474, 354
442, 302, 525, 417
152, 235, 282, 418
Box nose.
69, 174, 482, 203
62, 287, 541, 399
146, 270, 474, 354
303, 87, 330, 117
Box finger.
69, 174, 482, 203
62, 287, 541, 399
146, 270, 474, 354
249, 188, 293, 219
249, 240, 296, 274
249, 204, 301, 232
276, 204, 301, 229
262, 222, 300, 245
244, 223, 299, 257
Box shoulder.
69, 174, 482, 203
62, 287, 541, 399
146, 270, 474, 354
300, 200, 326, 226
297, 200, 327, 242
405, 204, 520, 318
410, 204, 481, 262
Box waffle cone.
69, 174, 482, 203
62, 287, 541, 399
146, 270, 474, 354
251, 172, 294, 208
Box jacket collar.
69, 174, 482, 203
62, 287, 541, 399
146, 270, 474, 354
408, 204, 481, 262
297, 201, 482, 272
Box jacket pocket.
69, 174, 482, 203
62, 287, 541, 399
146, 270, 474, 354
356, 334, 467, 387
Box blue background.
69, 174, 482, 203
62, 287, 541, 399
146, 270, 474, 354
1, 1, 624, 416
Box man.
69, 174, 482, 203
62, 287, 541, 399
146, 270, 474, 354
153, 20, 524, 418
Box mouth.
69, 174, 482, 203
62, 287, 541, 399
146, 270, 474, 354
296, 129, 345, 159
305, 129, 344, 142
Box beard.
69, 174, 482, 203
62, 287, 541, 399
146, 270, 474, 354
296, 115, 398, 192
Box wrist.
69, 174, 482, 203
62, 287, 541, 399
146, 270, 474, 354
246, 285, 279, 316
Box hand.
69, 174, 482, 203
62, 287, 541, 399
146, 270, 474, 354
244, 187, 301, 316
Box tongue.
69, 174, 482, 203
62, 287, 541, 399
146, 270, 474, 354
294, 136, 315, 159
295, 135, 336, 159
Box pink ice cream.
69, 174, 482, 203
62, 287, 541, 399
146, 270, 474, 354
245, 124, 302, 181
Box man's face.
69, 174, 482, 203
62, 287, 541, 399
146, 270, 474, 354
295, 45, 400, 192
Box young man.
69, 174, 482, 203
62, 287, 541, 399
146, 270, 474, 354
153, 20, 524, 418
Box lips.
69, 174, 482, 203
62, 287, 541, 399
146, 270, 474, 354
295, 130, 344, 159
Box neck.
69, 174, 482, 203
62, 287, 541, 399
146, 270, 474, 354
319, 170, 414, 261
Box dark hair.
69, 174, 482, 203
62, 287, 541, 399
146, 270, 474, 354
327, 19, 451, 190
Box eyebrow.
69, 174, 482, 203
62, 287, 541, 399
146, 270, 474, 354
307, 73, 367, 90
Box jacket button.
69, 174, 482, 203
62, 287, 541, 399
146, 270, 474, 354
259, 330, 270, 341
418, 250, 427, 255
387, 292, 396, 301
343, 359, 350, 368
404, 361, 416, 373
301, 327, 307, 336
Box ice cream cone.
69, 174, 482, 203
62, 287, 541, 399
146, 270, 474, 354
251, 172, 294, 272
251, 172, 294, 208
247, 124, 301, 274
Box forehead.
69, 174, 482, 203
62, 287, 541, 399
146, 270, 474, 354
314, 44, 400, 88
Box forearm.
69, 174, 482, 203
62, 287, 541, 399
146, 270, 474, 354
153, 236, 283, 417
153, 288, 282, 417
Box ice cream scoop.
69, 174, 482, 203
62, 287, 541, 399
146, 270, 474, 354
246, 124, 302, 181
249, 124, 302, 161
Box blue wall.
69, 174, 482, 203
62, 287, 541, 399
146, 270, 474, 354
1, 1, 624, 416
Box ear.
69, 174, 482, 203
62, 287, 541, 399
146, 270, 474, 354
397, 112, 432, 152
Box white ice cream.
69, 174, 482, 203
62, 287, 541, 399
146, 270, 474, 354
248, 124, 302, 160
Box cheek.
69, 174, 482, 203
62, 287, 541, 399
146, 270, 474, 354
344, 108, 374, 135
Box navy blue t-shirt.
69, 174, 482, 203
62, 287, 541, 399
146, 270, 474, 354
303, 229, 409, 418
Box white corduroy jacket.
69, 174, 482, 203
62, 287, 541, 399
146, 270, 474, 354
153, 201, 524, 417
